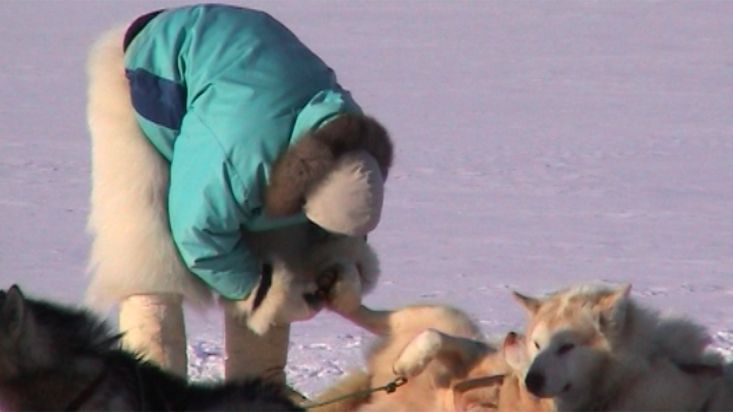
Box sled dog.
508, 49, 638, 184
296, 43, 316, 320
225, 223, 381, 334
311, 293, 553, 412
513, 282, 733, 411
0, 285, 301, 411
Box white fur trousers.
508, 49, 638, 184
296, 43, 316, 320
118, 294, 188, 377
84, 27, 211, 307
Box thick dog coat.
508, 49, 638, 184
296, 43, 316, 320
311, 291, 552, 412
514, 283, 733, 411
0, 285, 301, 411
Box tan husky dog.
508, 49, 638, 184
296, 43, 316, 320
513, 282, 733, 411
310, 280, 553, 412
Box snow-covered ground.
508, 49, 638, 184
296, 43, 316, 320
1, 0, 732, 396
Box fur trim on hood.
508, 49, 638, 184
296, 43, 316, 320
264, 113, 393, 217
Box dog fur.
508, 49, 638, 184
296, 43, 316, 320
0, 285, 301, 411
514, 282, 733, 411
310, 295, 552, 412
264, 114, 393, 217
226, 223, 381, 334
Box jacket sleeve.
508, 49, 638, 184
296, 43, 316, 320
167, 113, 260, 300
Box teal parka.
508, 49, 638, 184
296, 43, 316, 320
123, 4, 362, 299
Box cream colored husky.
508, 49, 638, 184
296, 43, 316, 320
310, 284, 552, 412
513, 282, 733, 411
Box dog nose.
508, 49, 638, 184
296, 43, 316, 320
525, 371, 545, 395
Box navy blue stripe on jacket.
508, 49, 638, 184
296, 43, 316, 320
125, 68, 186, 130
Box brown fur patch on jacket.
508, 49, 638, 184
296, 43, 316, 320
264, 113, 393, 216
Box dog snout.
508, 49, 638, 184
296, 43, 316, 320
524, 371, 545, 396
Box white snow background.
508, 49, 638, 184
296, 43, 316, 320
1, 0, 732, 396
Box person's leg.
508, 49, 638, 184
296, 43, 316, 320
224, 312, 290, 383
119, 293, 188, 377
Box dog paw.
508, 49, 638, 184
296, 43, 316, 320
393, 329, 442, 377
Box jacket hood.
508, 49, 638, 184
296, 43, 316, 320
264, 112, 394, 219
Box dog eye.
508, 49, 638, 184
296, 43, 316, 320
534, 340, 541, 350
557, 343, 575, 355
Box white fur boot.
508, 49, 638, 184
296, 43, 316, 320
225, 312, 290, 383
118, 294, 188, 377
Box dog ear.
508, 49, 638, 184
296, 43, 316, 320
594, 283, 632, 334
502, 331, 530, 373
512, 291, 542, 315
1, 284, 27, 341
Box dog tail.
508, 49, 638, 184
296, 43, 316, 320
85, 26, 211, 308
309, 369, 373, 412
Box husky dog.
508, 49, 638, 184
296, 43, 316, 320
310, 286, 552, 412
513, 282, 733, 411
225, 224, 381, 334
0, 285, 301, 411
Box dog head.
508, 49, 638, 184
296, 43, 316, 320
0, 285, 116, 383
233, 223, 379, 334
512, 283, 631, 400
452, 332, 551, 412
